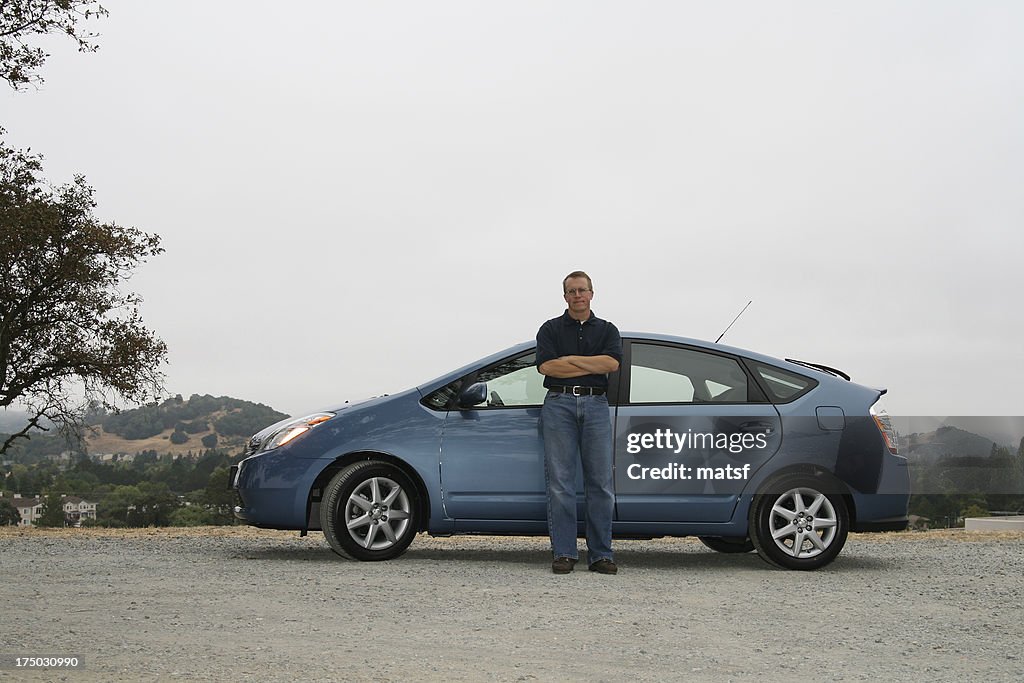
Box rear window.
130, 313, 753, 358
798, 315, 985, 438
751, 362, 816, 402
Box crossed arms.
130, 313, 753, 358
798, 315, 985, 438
538, 355, 620, 379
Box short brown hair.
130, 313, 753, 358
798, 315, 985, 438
562, 270, 593, 293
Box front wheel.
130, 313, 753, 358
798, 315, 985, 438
320, 460, 420, 561
749, 474, 849, 570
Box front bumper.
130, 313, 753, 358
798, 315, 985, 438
231, 450, 324, 530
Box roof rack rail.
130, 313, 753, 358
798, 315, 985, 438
784, 359, 851, 381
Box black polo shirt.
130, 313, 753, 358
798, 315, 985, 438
535, 310, 623, 389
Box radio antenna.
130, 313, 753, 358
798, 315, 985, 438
715, 300, 752, 343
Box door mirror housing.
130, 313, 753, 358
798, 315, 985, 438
457, 382, 487, 408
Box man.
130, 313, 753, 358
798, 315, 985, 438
536, 271, 622, 575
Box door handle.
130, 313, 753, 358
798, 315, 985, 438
739, 421, 774, 435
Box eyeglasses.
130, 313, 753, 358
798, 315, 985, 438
564, 288, 591, 296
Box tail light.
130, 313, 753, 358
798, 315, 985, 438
870, 402, 899, 455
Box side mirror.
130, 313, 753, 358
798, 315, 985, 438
457, 382, 487, 408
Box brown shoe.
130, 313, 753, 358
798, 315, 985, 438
552, 557, 577, 574
588, 558, 618, 575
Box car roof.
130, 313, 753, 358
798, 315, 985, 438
416, 331, 860, 395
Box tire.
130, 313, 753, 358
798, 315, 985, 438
319, 460, 419, 561
749, 474, 849, 570
698, 536, 755, 554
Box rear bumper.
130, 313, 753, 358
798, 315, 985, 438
849, 449, 910, 532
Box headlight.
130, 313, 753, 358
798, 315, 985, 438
261, 412, 335, 451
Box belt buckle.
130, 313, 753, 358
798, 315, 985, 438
572, 386, 582, 396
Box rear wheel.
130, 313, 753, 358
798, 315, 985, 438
749, 474, 848, 570
320, 460, 419, 561
698, 536, 755, 553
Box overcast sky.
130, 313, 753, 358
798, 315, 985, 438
3, 1, 1023, 420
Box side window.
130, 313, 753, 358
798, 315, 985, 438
422, 380, 463, 410
629, 344, 749, 404
751, 362, 815, 402
472, 353, 547, 408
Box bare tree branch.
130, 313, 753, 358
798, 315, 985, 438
1, 137, 167, 457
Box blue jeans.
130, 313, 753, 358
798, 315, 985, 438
541, 391, 614, 563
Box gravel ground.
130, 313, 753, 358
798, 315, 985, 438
1, 526, 1022, 682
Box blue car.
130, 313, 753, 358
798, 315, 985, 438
232, 333, 909, 570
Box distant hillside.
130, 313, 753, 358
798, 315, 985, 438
1, 395, 289, 461
901, 426, 998, 463
88, 394, 289, 457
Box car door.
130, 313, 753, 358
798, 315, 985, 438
438, 352, 551, 524
614, 341, 782, 523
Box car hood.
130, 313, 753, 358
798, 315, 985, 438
247, 395, 385, 448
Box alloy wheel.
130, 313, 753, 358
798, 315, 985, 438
766, 486, 839, 558
344, 476, 412, 551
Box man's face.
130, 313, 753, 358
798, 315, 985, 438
563, 277, 593, 315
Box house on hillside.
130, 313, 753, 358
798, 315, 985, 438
3, 493, 96, 527
8, 494, 42, 526
62, 496, 97, 526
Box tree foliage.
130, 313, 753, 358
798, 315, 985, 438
1, 0, 108, 89
0, 497, 21, 525
1, 441, 244, 527
184, 419, 208, 434
35, 490, 65, 526
95, 480, 179, 527
168, 504, 213, 527
214, 403, 287, 437
0, 139, 168, 457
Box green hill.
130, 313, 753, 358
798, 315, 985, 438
2, 394, 289, 462
89, 394, 288, 457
